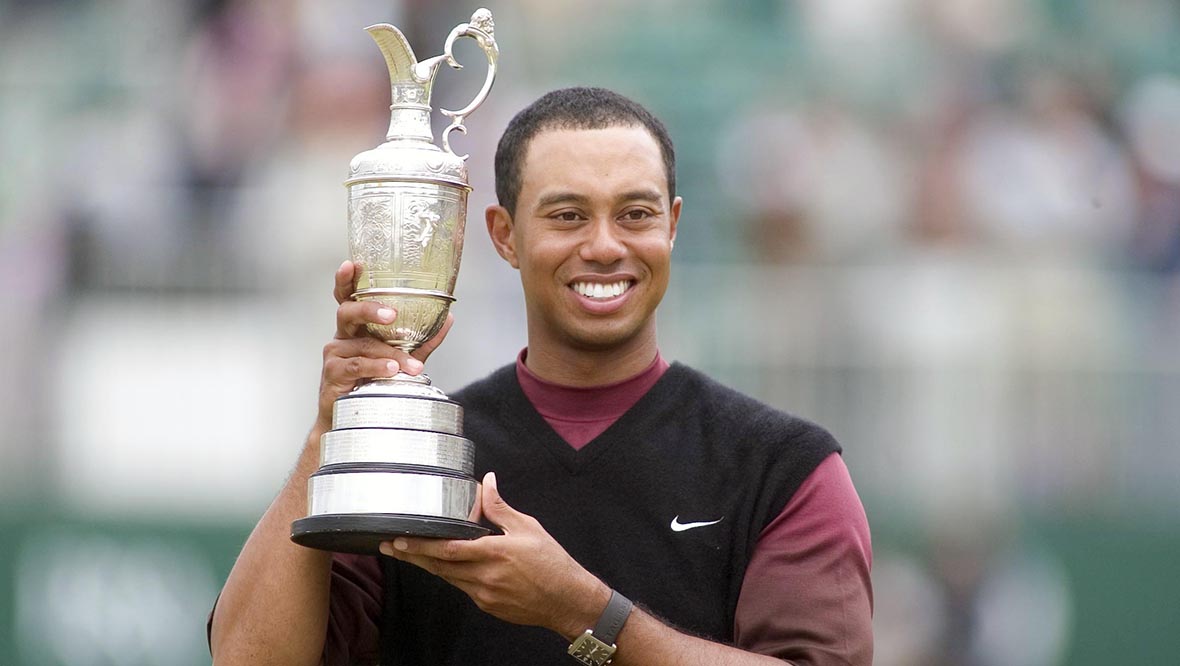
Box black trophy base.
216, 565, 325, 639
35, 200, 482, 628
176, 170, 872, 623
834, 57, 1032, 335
291, 513, 491, 554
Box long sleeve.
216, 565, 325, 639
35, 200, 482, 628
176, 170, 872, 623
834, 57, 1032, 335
734, 453, 874, 665
322, 553, 384, 666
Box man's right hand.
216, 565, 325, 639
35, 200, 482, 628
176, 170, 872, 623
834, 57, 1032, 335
315, 260, 453, 434
214, 258, 456, 666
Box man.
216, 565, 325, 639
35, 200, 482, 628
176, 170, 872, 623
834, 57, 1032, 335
209, 87, 872, 665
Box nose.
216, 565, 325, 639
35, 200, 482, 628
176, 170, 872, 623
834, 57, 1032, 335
578, 216, 626, 264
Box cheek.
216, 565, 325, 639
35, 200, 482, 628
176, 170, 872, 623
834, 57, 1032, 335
521, 242, 572, 278
638, 242, 673, 273
517, 254, 564, 299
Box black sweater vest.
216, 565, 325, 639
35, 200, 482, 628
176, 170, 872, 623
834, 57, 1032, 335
379, 363, 838, 665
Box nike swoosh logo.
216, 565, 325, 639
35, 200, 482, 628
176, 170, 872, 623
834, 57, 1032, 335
670, 516, 723, 532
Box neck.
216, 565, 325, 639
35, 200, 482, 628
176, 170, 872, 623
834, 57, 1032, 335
524, 329, 660, 388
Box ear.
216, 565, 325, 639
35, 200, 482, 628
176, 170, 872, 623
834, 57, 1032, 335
486, 205, 519, 269
668, 196, 682, 248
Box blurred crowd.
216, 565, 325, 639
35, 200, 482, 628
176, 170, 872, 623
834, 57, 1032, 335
2, 1, 1178, 664
716, 2, 1180, 270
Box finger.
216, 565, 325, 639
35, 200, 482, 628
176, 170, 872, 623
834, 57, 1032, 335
324, 341, 426, 384
333, 260, 359, 305
323, 339, 431, 381
381, 536, 479, 563
323, 336, 403, 362
480, 472, 528, 534
383, 549, 453, 578
383, 552, 492, 594
322, 353, 402, 390
411, 312, 455, 363
335, 300, 395, 340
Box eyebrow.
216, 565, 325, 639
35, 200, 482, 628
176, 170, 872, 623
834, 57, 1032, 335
535, 189, 665, 209
536, 192, 590, 208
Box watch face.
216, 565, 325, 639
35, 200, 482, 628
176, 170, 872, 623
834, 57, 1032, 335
568, 632, 617, 666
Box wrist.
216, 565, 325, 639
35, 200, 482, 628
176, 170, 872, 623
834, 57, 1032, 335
293, 426, 326, 477
310, 414, 331, 440
556, 574, 613, 642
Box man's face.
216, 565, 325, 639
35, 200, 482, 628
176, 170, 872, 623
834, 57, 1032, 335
488, 126, 681, 355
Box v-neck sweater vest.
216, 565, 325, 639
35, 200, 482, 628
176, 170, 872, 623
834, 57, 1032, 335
379, 362, 839, 665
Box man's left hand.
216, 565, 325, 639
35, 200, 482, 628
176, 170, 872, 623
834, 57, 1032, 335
379, 472, 611, 639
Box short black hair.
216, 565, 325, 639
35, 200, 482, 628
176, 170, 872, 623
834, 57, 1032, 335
494, 87, 676, 217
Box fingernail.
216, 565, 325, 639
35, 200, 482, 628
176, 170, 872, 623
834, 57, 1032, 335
386, 361, 399, 375
393, 537, 409, 551
379, 542, 394, 556
406, 358, 423, 372
377, 308, 395, 322
337, 260, 349, 273
486, 471, 497, 490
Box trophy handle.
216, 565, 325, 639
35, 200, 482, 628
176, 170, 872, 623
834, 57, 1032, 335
438, 8, 499, 158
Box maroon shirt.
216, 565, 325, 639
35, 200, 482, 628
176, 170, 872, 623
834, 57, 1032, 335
319, 352, 873, 665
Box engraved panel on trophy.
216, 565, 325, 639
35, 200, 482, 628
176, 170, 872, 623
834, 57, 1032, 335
348, 196, 394, 279
401, 198, 442, 271
393, 187, 463, 288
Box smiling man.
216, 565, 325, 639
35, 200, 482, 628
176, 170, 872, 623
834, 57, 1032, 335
490, 122, 680, 384
209, 88, 872, 666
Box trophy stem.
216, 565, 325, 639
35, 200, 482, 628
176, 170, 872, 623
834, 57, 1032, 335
350, 371, 450, 401
369, 371, 430, 386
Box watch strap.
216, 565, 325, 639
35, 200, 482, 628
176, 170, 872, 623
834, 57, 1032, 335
591, 590, 633, 645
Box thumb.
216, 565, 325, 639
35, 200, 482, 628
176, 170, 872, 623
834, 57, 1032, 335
480, 471, 524, 532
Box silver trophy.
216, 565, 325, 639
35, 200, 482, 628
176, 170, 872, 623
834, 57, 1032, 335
291, 9, 499, 554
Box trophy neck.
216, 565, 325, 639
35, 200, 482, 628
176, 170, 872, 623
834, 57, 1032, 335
385, 84, 436, 144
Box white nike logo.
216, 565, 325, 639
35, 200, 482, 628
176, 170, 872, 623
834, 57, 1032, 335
670, 516, 724, 532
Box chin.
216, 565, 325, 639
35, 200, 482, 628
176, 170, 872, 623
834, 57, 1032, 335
561, 322, 650, 353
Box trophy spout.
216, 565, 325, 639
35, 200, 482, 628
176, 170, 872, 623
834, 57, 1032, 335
366, 24, 442, 144
366, 24, 434, 89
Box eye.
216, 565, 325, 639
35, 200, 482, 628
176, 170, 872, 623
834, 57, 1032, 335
551, 210, 585, 222
620, 208, 654, 222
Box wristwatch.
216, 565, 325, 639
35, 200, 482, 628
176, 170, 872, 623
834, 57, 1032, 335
567, 590, 634, 665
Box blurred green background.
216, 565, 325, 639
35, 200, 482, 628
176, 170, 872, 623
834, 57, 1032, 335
2, 0, 1179, 664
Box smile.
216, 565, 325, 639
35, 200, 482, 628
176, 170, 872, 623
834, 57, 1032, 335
570, 280, 633, 299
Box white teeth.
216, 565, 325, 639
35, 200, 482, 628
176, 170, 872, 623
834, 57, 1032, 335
572, 280, 631, 299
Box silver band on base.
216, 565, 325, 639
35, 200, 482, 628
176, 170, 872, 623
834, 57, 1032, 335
307, 469, 476, 519
332, 394, 463, 432
320, 428, 474, 473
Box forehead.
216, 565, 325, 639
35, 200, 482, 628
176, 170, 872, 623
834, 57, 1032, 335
518, 126, 668, 200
